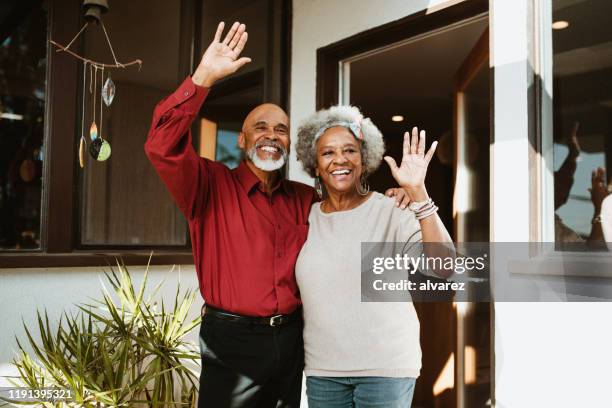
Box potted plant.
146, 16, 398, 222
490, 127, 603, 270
1, 257, 201, 407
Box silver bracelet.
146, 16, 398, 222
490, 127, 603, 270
408, 197, 433, 212
413, 198, 435, 216
415, 201, 435, 214
416, 204, 438, 220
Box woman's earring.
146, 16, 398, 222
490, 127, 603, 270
314, 176, 323, 198
357, 173, 370, 196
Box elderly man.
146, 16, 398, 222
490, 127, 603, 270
145, 21, 408, 407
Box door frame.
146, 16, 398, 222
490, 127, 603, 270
315, 2, 490, 407
453, 27, 489, 243
315, 0, 488, 110
452, 27, 489, 408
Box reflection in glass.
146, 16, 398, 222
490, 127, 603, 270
458, 62, 489, 242
0, 4, 47, 250
197, 0, 285, 172
553, 0, 611, 249
216, 130, 241, 169
198, 124, 242, 169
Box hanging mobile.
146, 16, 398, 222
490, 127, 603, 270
90, 66, 111, 161
49, 0, 142, 168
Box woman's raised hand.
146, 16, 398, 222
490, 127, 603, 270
192, 22, 252, 87
384, 127, 437, 201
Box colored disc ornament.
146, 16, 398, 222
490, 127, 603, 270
89, 138, 111, 161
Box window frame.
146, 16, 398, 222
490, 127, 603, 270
534, 0, 556, 244
1, 0, 292, 267
529, 0, 612, 276
481, 0, 612, 282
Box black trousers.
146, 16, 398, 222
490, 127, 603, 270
198, 312, 304, 408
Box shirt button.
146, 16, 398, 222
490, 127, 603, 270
184, 91, 189, 96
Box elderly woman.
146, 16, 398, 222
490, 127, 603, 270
295, 105, 453, 407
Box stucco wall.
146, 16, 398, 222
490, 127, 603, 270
0, 264, 203, 386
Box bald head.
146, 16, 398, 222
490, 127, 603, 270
238, 103, 291, 167
242, 103, 289, 132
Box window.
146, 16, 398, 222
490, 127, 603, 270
197, 71, 264, 169
0, 2, 48, 250
197, 0, 289, 168
552, 0, 611, 249
79, 0, 290, 246
0, 0, 291, 266
78, 0, 188, 247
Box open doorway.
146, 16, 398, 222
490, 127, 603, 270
317, 4, 491, 407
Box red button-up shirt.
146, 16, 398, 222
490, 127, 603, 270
144, 77, 316, 317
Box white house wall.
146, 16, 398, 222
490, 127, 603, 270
491, 0, 612, 407
0, 265, 203, 386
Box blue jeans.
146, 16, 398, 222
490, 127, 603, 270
306, 376, 416, 408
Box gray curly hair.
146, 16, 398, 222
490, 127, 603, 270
295, 105, 385, 178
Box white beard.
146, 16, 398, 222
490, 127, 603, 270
247, 147, 287, 171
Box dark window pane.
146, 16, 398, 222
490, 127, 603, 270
197, 0, 287, 167
201, 0, 270, 82
0, 2, 47, 250
79, 0, 187, 246
552, 0, 612, 249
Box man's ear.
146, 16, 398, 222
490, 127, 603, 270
237, 132, 246, 149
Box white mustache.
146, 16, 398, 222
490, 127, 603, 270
255, 139, 286, 155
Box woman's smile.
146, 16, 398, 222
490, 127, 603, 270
329, 167, 353, 182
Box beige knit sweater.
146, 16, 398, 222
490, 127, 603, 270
296, 192, 423, 378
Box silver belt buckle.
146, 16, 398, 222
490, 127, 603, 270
269, 315, 283, 326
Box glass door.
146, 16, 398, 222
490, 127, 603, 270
338, 15, 491, 408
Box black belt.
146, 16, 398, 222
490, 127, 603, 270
202, 305, 301, 327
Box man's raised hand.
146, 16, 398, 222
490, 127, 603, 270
192, 21, 252, 87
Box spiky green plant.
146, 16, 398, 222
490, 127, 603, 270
1, 257, 201, 407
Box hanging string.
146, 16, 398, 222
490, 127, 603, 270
100, 21, 124, 68
99, 66, 104, 139
89, 63, 93, 94
50, 21, 142, 70
60, 23, 88, 53
92, 65, 97, 125
81, 61, 87, 139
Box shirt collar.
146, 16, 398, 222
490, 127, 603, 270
235, 161, 288, 195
